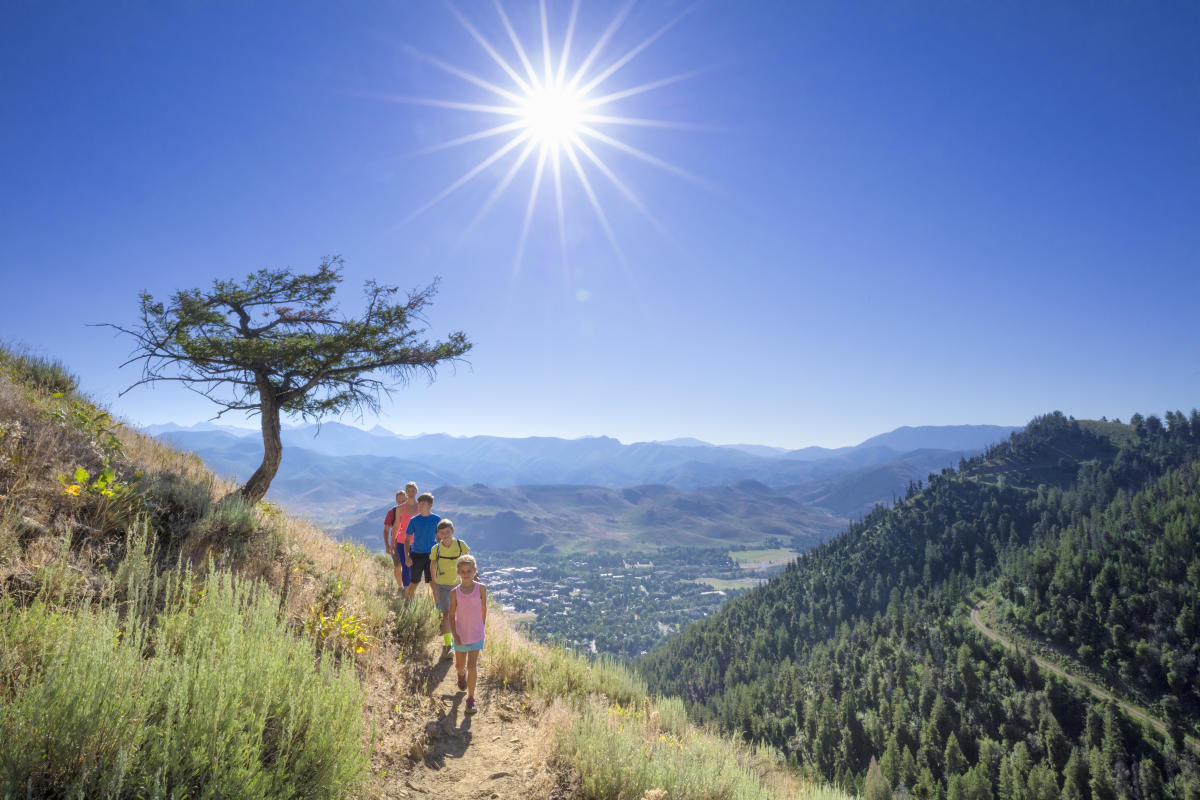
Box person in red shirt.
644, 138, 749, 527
384, 482, 419, 594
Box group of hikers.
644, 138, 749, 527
383, 482, 486, 714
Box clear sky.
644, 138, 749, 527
3, 2, 1198, 448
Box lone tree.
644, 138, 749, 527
108, 256, 471, 503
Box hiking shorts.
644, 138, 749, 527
410, 552, 433, 584
435, 583, 455, 612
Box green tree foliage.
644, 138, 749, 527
640, 412, 1200, 798
106, 258, 470, 502
864, 756, 891, 800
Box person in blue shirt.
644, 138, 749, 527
403, 492, 440, 605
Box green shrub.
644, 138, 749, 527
143, 470, 216, 535
192, 492, 260, 541
0, 344, 78, 395
390, 592, 440, 656
654, 695, 691, 740
0, 530, 366, 799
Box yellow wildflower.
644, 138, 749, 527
64, 484, 81, 496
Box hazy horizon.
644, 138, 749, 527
142, 416, 1026, 453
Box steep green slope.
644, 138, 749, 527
640, 412, 1200, 799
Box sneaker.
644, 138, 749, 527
457, 673, 467, 691
441, 645, 453, 661
465, 697, 477, 714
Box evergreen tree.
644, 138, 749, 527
881, 732, 903, 788
946, 733, 969, 779
864, 756, 892, 800
105, 259, 470, 503
1026, 763, 1059, 800
1060, 748, 1088, 800
1089, 747, 1116, 800
1138, 759, 1164, 800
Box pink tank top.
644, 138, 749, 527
393, 503, 414, 545
453, 582, 485, 644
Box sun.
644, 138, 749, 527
520, 82, 586, 152
393, 0, 705, 265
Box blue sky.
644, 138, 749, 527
2, 1, 1198, 448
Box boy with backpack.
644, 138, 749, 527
431, 518, 469, 659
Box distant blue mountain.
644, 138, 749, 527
142, 421, 255, 437
854, 424, 1020, 452
151, 422, 1023, 526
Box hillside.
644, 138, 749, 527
0, 345, 847, 800
785, 447, 976, 519
640, 411, 1200, 798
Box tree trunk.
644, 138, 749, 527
240, 382, 282, 504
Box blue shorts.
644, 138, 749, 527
390, 549, 412, 586
454, 638, 484, 653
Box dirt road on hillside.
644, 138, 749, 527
968, 604, 1178, 741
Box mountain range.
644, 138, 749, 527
338, 479, 850, 554
148, 422, 1020, 550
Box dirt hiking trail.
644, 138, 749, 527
381, 642, 545, 800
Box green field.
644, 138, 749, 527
692, 577, 764, 591
728, 548, 799, 567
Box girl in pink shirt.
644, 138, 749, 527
448, 554, 487, 713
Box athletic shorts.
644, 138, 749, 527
389, 549, 412, 586
410, 552, 433, 584
435, 583, 456, 612
453, 638, 484, 653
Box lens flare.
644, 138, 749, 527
394, 0, 706, 266
521, 83, 585, 150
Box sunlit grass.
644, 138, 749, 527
0, 526, 366, 799
553, 701, 847, 800
486, 602, 646, 706
727, 548, 799, 566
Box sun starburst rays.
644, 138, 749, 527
399, 1, 699, 266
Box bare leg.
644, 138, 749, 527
466, 650, 479, 700
455, 650, 467, 685
393, 563, 404, 589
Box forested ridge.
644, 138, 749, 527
640, 411, 1200, 799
